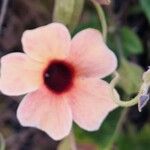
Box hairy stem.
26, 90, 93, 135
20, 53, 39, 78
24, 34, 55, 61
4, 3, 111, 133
110, 71, 143, 107
91, 0, 107, 41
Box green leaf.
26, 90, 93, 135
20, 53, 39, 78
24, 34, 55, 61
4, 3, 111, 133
120, 27, 143, 56
53, 0, 84, 31
74, 108, 122, 150
139, 0, 150, 23
53, 0, 75, 26
69, 0, 85, 31
118, 59, 143, 95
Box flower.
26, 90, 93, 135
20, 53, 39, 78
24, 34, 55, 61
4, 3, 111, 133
0, 23, 117, 140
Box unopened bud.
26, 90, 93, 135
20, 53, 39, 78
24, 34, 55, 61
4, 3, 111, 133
138, 84, 150, 112
143, 67, 150, 84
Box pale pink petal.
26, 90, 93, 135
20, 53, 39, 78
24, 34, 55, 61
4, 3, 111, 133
0, 53, 43, 96
22, 23, 71, 62
17, 88, 72, 140
68, 78, 117, 131
68, 29, 117, 78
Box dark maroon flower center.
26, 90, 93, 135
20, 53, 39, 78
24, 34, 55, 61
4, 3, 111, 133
43, 60, 75, 94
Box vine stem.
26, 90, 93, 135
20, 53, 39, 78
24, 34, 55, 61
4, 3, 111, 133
68, 130, 77, 150
0, 133, 5, 150
91, 0, 107, 41
110, 71, 142, 107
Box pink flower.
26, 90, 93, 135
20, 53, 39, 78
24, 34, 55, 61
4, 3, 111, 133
0, 23, 117, 140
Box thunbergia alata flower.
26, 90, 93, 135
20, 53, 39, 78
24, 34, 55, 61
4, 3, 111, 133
0, 23, 117, 140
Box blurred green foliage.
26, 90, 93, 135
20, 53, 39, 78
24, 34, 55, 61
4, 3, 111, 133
120, 27, 143, 57
139, 0, 150, 23
53, 0, 84, 31
53, 0, 75, 26
72, 14, 101, 36
116, 124, 150, 150
118, 59, 143, 95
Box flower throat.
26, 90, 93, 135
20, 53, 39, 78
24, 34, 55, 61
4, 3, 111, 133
43, 60, 75, 94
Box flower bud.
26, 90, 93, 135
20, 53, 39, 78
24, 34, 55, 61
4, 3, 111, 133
138, 83, 150, 112
143, 67, 150, 84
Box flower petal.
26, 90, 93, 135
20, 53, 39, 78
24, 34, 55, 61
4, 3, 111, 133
68, 29, 117, 78
22, 23, 71, 62
0, 53, 43, 95
17, 88, 72, 140
68, 78, 117, 131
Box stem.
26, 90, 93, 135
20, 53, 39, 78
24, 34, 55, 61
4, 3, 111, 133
0, 0, 9, 33
68, 130, 77, 150
92, 0, 107, 41
0, 133, 5, 150
110, 71, 140, 107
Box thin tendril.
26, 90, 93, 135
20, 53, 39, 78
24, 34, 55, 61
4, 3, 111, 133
110, 71, 142, 107
91, 0, 107, 41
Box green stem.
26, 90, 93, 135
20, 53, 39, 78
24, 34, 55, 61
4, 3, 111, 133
92, 0, 107, 41
110, 71, 142, 107
0, 133, 5, 150
68, 130, 77, 150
